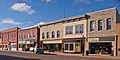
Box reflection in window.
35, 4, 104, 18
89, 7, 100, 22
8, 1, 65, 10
106, 18, 111, 30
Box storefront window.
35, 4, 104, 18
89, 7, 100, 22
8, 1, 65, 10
65, 44, 68, 50
70, 44, 73, 51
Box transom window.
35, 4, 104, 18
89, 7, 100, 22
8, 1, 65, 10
75, 24, 84, 34
98, 20, 102, 31
66, 26, 73, 35
106, 18, 111, 30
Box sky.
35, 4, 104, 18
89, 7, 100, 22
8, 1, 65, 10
0, 0, 120, 31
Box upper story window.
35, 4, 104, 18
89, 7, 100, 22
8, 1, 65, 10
75, 24, 84, 34
42, 32, 45, 39
98, 20, 102, 31
23, 34, 26, 38
29, 33, 32, 38
33, 32, 36, 37
57, 31, 60, 38
52, 31, 55, 38
66, 26, 73, 35
90, 21, 95, 32
106, 18, 111, 30
46, 32, 49, 38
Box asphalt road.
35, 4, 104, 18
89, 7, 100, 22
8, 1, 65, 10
0, 50, 119, 60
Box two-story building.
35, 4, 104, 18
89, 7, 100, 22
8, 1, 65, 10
0, 32, 2, 50
86, 8, 120, 56
18, 27, 40, 51
40, 20, 63, 52
62, 15, 87, 53
1, 27, 19, 51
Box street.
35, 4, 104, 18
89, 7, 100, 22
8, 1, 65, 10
0, 50, 119, 60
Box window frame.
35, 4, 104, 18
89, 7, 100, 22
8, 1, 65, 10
90, 21, 95, 32
106, 18, 111, 30
98, 20, 102, 31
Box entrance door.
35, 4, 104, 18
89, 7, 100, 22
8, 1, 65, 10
89, 42, 112, 54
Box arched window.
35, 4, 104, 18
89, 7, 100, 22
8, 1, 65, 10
57, 31, 60, 38
106, 18, 111, 30
42, 32, 45, 39
46, 32, 49, 38
52, 31, 55, 38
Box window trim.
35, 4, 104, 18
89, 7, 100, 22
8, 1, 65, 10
90, 21, 95, 32
98, 20, 102, 31
106, 18, 111, 30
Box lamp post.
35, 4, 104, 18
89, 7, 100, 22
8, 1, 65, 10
85, 14, 90, 56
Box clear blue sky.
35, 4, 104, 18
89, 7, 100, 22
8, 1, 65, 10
0, 0, 119, 30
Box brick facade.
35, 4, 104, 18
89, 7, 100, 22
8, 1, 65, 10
18, 27, 40, 51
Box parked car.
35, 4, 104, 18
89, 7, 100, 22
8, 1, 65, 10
35, 48, 44, 54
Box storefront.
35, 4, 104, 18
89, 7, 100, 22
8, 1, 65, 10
88, 36, 117, 56
89, 42, 112, 54
42, 40, 62, 52
63, 38, 85, 53
19, 40, 36, 51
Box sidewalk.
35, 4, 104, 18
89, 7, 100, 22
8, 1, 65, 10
1, 50, 120, 60
44, 51, 120, 59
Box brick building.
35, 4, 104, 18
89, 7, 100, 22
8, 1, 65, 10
62, 15, 86, 53
0, 32, 2, 50
84, 8, 120, 56
40, 21, 63, 52
18, 27, 40, 51
1, 27, 19, 51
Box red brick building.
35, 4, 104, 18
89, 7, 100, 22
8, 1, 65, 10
1, 27, 20, 51
0, 32, 2, 50
18, 27, 40, 51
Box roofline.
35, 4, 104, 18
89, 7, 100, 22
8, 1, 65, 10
39, 7, 117, 26
18, 26, 38, 31
39, 14, 85, 26
1, 27, 20, 32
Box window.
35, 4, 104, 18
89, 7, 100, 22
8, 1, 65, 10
66, 26, 73, 35
70, 44, 74, 51
106, 18, 111, 30
33, 32, 36, 37
98, 20, 102, 31
90, 21, 95, 32
23, 34, 26, 38
29, 33, 32, 38
42, 32, 45, 39
52, 31, 55, 38
57, 31, 60, 38
75, 24, 84, 34
65, 44, 68, 50
46, 32, 49, 38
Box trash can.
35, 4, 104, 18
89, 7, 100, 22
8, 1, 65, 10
86, 50, 89, 56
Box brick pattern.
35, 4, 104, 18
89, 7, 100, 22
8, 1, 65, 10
116, 23, 120, 56
40, 23, 63, 41
88, 8, 117, 37
18, 27, 38, 41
